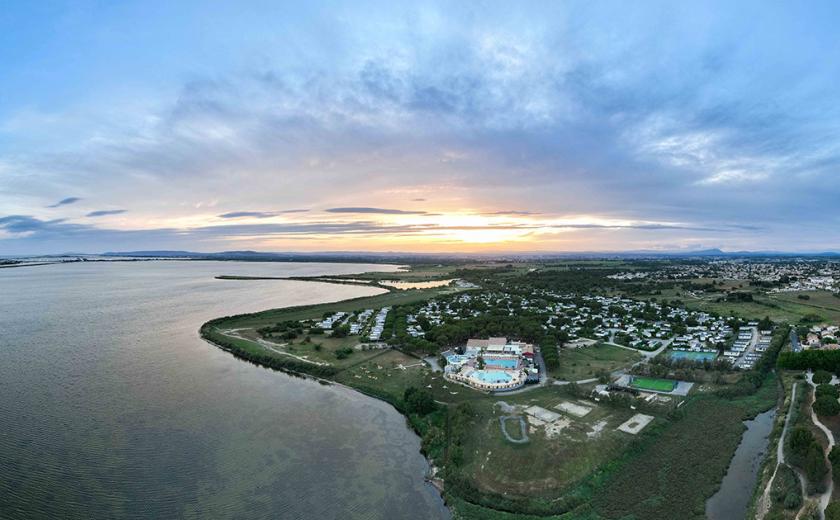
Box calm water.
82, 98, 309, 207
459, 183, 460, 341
706, 407, 777, 520
0, 261, 449, 519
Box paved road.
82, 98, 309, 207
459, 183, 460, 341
791, 330, 802, 353
732, 326, 759, 369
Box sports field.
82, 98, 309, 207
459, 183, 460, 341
630, 376, 677, 392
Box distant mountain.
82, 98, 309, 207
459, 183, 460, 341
99, 248, 840, 262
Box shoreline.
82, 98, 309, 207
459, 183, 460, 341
199, 280, 455, 515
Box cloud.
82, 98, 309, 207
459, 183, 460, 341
218, 210, 309, 219
0, 215, 88, 235
325, 207, 428, 215
86, 210, 127, 217
482, 210, 538, 216
47, 197, 81, 208
4, 1, 840, 253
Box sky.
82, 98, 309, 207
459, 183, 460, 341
2, 0, 840, 255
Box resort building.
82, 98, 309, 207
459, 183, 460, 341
443, 337, 537, 392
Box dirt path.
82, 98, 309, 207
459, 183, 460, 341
806, 371, 835, 520
220, 328, 329, 366
757, 382, 803, 519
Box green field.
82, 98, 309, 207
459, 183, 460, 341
768, 290, 840, 323
551, 343, 642, 382
630, 376, 677, 392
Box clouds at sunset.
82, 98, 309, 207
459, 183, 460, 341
2, 1, 839, 254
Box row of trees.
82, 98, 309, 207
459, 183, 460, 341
778, 350, 840, 373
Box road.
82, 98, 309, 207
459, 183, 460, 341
734, 326, 759, 369
791, 329, 802, 353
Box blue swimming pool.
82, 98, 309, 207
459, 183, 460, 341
669, 351, 717, 362
446, 354, 471, 365
484, 358, 518, 369
472, 370, 513, 383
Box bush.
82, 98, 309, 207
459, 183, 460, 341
805, 443, 828, 492
331, 324, 350, 338
789, 426, 816, 457
814, 370, 833, 384
826, 502, 840, 520
783, 491, 801, 510
814, 394, 840, 416
816, 384, 839, 399
829, 446, 840, 484
404, 387, 437, 415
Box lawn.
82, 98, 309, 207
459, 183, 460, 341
551, 343, 642, 382
630, 376, 677, 392
769, 290, 840, 323
334, 349, 484, 405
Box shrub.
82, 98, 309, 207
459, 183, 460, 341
404, 387, 437, 415
830, 446, 840, 484
805, 443, 828, 492
826, 502, 840, 520
814, 370, 833, 384
783, 491, 801, 510
789, 426, 815, 457
814, 394, 840, 416
816, 384, 839, 399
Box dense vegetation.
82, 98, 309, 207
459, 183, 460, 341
788, 423, 828, 493
769, 464, 802, 513
779, 350, 840, 372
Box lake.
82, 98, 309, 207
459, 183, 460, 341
0, 261, 450, 519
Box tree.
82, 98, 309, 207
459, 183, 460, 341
789, 426, 815, 457
331, 324, 350, 338
759, 316, 774, 330
816, 384, 839, 399
805, 443, 828, 491
826, 501, 840, 520
784, 491, 802, 510
830, 446, 840, 484
814, 394, 840, 416
404, 387, 437, 415
814, 370, 833, 384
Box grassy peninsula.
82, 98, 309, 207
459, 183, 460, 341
201, 260, 797, 519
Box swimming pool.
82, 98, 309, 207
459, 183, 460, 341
484, 358, 518, 369
446, 354, 471, 365
668, 351, 717, 362
472, 370, 513, 383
